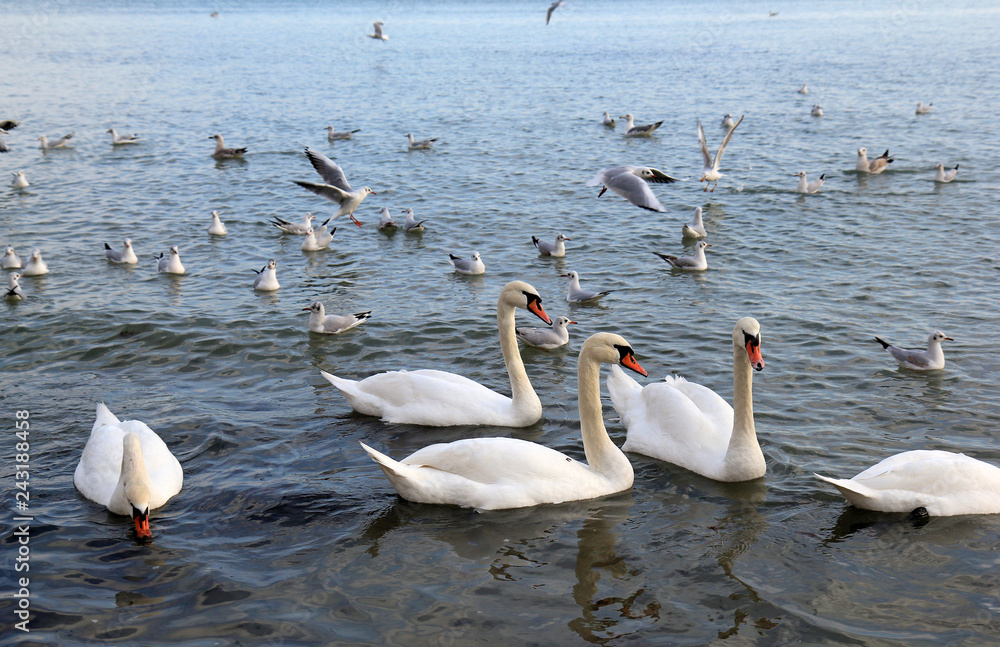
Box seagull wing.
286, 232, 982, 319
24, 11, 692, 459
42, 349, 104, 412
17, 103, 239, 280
697, 120, 713, 171
643, 167, 679, 184
712, 114, 744, 171
294, 180, 349, 206
304, 148, 352, 191
605, 171, 665, 212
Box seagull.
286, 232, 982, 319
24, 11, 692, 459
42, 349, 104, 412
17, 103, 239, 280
721, 113, 736, 129
401, 208, 426, 232
38, 133, 74, 149
562, 270, 611, 303
797, 84, 808, 94
546, 0, 565, 24
21, 249, 48, 276
682, 207, 707, 239
2, 246, 22, 269
208, 210, 228, 236
0, 120, 19, 131
209, 134, 246, 159
856, 148, 893, 174
448, 252, 485, 275
271, 212, 315, 235
811, 104, 824, 117
874, 330, 952, 370
654, 240, 711, 271
367, 21, 389, 41
10, 171, 29, 189
934, 163, 959, 183
586, 165, 678, 212
620, 114, 662, 137
0, 129, 9, 153
793, 171, 827, 193
377, 207, 398, 231
294, 148, 373, 227
107, 128, 140, 145
303, 301, 371, 334
532, 233, 570, 257
406, 133, 437, 150
301, 224, 337, 252
157, 246, 186, 274
5, 272, 24, 301
517, 315, 575, 350
698, 114, 743, 192
105, 239, 138, 264
602, 112, 615, 128
253, 259, 280, 291
915, 102, 933, 115
326, 125, 360, 141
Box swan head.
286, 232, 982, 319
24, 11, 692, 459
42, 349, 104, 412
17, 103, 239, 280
928, 330, 953, 344
581, 332, 646, 376
121, 433, 153, 539
733, 317, 764, 371
500, 280, 551, 325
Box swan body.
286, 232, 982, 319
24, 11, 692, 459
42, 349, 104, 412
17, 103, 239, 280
815, 450, 1000, 516
21, 249, 48, 276
2, 246, 22, 269
934, 163, 958, 183
105, 238, 138, 264
208, 210, 228, 236
698, 115, 743, 191
532, 233, 570, 257
73, 403, 183, 538
874, 330, 952, 370
359, 332, 647, 509
304, 301, 371, 334
209, 134, 246, 159
321, 280, 551, 427
517, 315, 575, 350
253, 259, 279, 291
681, 207, 707, 239
856, 148, 893, 174
608, 317, 766, 482
157, 245, 186, 274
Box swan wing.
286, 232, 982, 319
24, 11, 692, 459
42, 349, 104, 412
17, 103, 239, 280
74, 416, 126, 507
117, 419, 184, 509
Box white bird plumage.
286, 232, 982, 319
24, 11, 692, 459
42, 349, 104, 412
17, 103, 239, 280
271, 212, 315, 235
721, 113, 735, 129
620, 113, 662, 137
105, 238, 138, 264
377, 207, 398, 231
698, 114, 743, 192
294, 148, 373, 227
874, 330, 952, 370
157, 245, 186, 274
303, 301, 371, 334
654, 240, 711, 271
793, 171, 827, 194
2, 246, 22, 269
517, 315, 576, 350
402, 208, 426, 232
797, 84, 808, 94
856, 147, 893, 174
253, 259, 280, 291
5, 272, 24, 300
532, 233, 570, 257
934, 163, 958, 183
406, 133, 437, 150
602, 112, 615, 128
326, 125, 360, 141
11, 170, 29, 189
586, 165, 678, 212
209, 134, 246, 159
682, 207, 707, 239
367, 21, 388, 41
21, 249, 48, 276
38, 133, 74, 149
302, 219, 335, 251
449, 251, 485, 275
208, 210, 228, 236
562, 270, 612, 304
811, 104, 823, 117
915, 102, 933, 115
107, 128, 140, 145
545, 0, 566, 25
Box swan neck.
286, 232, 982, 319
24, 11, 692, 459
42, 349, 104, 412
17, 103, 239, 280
729, 342, 757, 453
498, 300, 538, 412
578, 349, 630, 481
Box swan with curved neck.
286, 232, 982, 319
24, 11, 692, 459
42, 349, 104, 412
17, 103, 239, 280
607, 317, 766, 482
360, 332, 647, 509
321, 280, 551, 427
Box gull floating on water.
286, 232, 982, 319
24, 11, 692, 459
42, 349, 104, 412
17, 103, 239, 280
602, 112, 615, 128
563, 270, 611, 303
38, 133, 74, 149
915, 102, 933, 115
253, 259, 280, 291
793, 171, 827, 193
2, 246, 22, 269
797, 84, 808, 94
721, 113, 736, 129
21, 249, 48, 276
271, 212, 315, 235
302, 223, 336, 251
546, 0, 565, 24
406, 133, 437, 150
698, 114, 743, 192
934, 163, 958, 183
654, 240, 711, 271
377, 207, 397, 231
209, 134, 246, 159
682, 207, 707, 239
874, 330, 952, 370
811, 104, 823, 117
587, 165, 677, 212
303, 301, 372, 334
105, 239, 138, 264
517, 315, 576, 350
402, 208, 426, 232
107, 128, 140, 145
10, 171, 29, 189
208, 210, 228, 236
326, 125, 360, 141
532, 233, 570, 257
157, 246, 186, 274
621, 114, 662, 137
294, 148, 373, 227
367, 21, 388, 41
449, 252, 485, 275
856, 148, 893, 174
5, 272, 24, 301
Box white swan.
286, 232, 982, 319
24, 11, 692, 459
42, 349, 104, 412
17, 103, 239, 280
359, 332, 647, 509
608, 317, 766, 482
73, 403, 183, 538
321, 280, 552, 427
815, 450, 1000, 516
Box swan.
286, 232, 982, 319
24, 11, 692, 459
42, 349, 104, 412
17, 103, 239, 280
73, 403, 183, 538
815, 450, 1000, 516
607, 317, 766, 482
321, 280, 552, 427
359, 332, 647, 509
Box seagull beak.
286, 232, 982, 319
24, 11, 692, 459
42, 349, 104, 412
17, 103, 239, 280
301, 307, 312, 312
568, 320, 578, 325
944, 336, 954, 341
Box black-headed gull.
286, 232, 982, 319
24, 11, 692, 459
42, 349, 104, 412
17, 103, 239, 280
406, 133, 437, 150
654, 240, 711, 271
302, 224, 336, 252
208, 210, 228, 236
934, 163, 958, 183
21, 249, 48, 276
5, 272, 24, 301
157, 246, 186, 274
326, 125, 360, 141
532, 233, 570, 257
253, 259, 280, 291
915, 102, 933, 115
602, 112, 615, 128
377, 207, 398, 231
698, 114, 743, 192
874, 330, 952, 370
209, 134, 246, 159
367, 21, 388, 41
562, 270, 611, 303
517, 315, 575, 350
2, 246, 22, 269
620, 114, 662, 137
856, 148, 893, 174
294, 148, 373, 227
38, 133, 74, 149
105, 239, 138, 264
721, 113, 736, 129
10, 171, 29, 189
449, 252, 485, 275
682, 207, 707, 239
304, 301, 371, 334
107, 128, 140, 145
402, 208, 426, 232
271, 212, 315, 235
797, 84, 808, 94
793, 171, 826, 193
546, 0, 565, 24
811, 104, 823, 117
587, 165, 678, 212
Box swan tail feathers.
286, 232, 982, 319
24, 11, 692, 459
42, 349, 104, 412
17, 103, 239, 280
320, 370, 383, 417
94, 402, 122, 430
815, 473, 879, 509
360, 442, 407, 479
